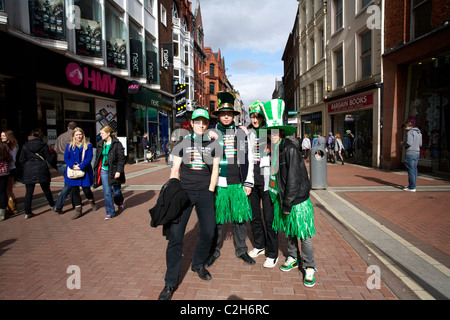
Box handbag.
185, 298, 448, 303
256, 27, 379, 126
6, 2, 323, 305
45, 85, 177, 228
66, 149, 86, 179
34, 152, 54, 170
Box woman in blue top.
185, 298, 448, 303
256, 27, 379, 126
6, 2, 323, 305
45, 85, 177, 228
64, 127, 97, 220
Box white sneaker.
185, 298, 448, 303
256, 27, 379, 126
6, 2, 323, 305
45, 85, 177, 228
248, 248, 265, 258
403, 187, 416, 192
262, 257, 278, 268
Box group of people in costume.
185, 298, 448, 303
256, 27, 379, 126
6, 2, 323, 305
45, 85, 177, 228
159, 92, 316, 300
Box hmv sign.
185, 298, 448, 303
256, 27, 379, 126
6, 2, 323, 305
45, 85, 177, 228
66, 62, 117, 96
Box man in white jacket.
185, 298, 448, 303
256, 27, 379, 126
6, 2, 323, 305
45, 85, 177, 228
244, 101, 278, 268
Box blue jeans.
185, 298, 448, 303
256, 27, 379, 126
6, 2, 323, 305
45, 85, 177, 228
404, 154, 419, 190
101, 168, 123, 216
55, 163, 73, 210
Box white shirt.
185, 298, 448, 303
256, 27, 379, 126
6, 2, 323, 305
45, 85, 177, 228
302, 138, 311, 150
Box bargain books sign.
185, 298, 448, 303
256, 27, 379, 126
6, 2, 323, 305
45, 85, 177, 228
66, 62, 117, 96
328, 92, 374, 114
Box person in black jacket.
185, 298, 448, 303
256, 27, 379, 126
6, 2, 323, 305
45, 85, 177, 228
93, 125, 125, 220
158, 108, 220, 300
19, 128, 55, 219
261, 99, 317, 288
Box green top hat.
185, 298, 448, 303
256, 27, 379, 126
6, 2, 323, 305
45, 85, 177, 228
191, 108, 210, 120
249, 100, 264, 116
212, 91, 240, 116
260, 99, 296, 136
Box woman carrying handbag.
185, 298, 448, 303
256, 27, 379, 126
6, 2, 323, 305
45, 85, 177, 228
64, 127, 97, 220
93, 125, 125, 220
19, 128, 55, 219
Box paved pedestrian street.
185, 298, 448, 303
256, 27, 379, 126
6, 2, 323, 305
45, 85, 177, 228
0, 160, 449, 302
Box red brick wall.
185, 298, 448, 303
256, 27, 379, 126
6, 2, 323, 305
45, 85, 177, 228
385, 0, 450, 50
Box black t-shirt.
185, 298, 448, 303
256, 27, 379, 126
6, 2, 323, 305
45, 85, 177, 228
173, 136, 220, 190
221, 129, 242, 185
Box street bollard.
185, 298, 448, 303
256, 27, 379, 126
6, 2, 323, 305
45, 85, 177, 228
310, 146, 327, 190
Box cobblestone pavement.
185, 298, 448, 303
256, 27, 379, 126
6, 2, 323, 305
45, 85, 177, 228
0, 159, 448, 301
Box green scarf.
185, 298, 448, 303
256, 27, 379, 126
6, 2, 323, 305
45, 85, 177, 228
217, 122, 236, 180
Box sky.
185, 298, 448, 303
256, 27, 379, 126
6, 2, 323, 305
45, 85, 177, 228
192, 0, 299, 110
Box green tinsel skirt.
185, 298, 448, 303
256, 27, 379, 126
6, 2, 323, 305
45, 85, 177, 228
215, 184, 252, 224
272, 197, 316, 240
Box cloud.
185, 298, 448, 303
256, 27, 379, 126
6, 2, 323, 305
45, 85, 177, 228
231, 58, 266, 72
232, 73, 281, 109
201, 0, 298, 54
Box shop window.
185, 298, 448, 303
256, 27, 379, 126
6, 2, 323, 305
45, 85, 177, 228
74, 0, 102, 58
63, 94, 94, 121
27, 0, 66, 41
105, 2, 127, 70
0, 0, 5, 12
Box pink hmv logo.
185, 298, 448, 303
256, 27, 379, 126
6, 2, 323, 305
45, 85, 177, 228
66, 62, 117, 95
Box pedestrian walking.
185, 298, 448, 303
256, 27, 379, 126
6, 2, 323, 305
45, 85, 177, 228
316, 132, 326, 148
53, 121, 77, 214
1, 130, 19, 215
93, 125, 126, 220
402, 121, 422, 192
142, 133, 150, 162
261, 99, 317, 287
343, 133, 351, 158
19, 128, 55, 219
64, 127, 97, 220
205, 91, 255, 267
327, 132, 336, 163
158, 108, 220, 301
0, 141, 12, 221
245, 101, 278, 268
334, 133, 345, 165
302, 134, 311, 160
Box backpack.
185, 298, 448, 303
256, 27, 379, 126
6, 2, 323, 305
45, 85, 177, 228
330, 137, 335, 149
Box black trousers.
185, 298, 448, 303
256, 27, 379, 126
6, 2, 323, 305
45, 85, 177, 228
24, 183, 54, 214
70, 186, 94, 207
249, 184, 278, 259
164, 189, 216, 287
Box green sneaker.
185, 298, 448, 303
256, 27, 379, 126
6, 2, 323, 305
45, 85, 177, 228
304, 268, 316, 287
280, 256, 299, 272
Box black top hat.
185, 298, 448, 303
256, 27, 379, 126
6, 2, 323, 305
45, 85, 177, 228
212, 91, 240, 116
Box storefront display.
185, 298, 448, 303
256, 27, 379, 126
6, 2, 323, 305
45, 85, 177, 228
76, 18, 102, 58
405, 53, 450, 173
28, 0, 65, 41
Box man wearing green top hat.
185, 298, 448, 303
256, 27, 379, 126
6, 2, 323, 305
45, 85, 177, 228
244, 100, 279, 268
260, 98, 317, 287
205, 91, 255, 266
159, 108, 221, 300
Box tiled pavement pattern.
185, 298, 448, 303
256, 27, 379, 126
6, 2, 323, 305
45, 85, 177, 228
0, 159, 449, 300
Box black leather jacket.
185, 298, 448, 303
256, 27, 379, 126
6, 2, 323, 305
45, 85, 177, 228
276, 137, 311, 212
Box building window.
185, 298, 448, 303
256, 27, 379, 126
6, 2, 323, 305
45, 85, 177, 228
209, 63, 215, 77
209, 101, 215, 113
335, 48, 343, 88
209, 82, 215, 94
173, 33, 179, 57
160, 4, 167, 26
360, 30, 372, 78
335, 0, 343, 31
185, 45, 189, 66
144, 0, 153, 12
361, 0, 372, 9
105, 2, 127, 69
411, 0, 432, 39
74, 0, 102, 58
